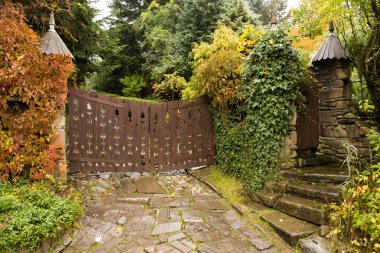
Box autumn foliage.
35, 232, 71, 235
0, 4, 74, 181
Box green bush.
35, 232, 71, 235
120, 74, 147, 97
0, 196, 20, 213
214, 28, 305, 193
153, 74, 187, 101
330, 130, 380, 252
0, 181, 83, 252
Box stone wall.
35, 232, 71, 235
313, 59, 371, 162
279, 110, 298, 169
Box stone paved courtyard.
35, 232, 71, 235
62, 172, 283, 253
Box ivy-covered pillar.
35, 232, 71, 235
40, 12, 74, 178
312, 22, 370, 162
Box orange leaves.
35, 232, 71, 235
0, 4, 74, 181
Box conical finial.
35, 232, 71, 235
49, 11, 55, 31
329, 20, 334, 33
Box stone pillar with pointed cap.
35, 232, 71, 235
312, 21, 370, 161
39, 11, 73, 178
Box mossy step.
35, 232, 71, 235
282, 165, 349, 183
274, 195, 327, 225
286, 182, 342, 203
252, 191, 282, 207
260, 210, 319, 246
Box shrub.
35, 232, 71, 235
153, 74, 187, 100
330, 130, 380, 252
0, 4, 74, 181
120, 74, 147, 97
215, 27, 305, 193
0, 180, 83, 252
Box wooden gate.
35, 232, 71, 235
68, 88, 216, 172
297, 82, 319, 151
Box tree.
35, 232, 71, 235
0, 0, 102, 85
184, 26, 244, 109
95, 0, 162, 93
247, 0, 288, 24
176, 0, 225, 78
138, 1, 185, 82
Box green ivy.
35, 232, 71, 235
0, 181, 83, 252
213, 28, 304, 194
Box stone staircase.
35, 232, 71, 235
251, 164, 348, 245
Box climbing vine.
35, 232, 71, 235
0, 4, 74, 181
214, 28, 304, 193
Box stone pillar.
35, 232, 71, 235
279, 110, 298, 168
51, 109, 67, 179
313, 60, 370, 161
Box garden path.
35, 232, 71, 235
60, 172, 281, 253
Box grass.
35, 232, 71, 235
0, 179, 83, 252
201, 166, 244, 205
96, 91, 160, 103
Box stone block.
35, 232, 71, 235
151, 222, 182, 235
358, 148, 371, 157
319, 111, 335, 123
255, 192, 282, 207
260, 210, 319, 246
329, 79, 344, 88
331, 125, 348, 138
274, 195, 327, 225
299, 236, 332, 253
320, 88, 344, 100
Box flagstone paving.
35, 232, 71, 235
61, 172, 284, 253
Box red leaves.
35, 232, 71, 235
0, 4, 74, 181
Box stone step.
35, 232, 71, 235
252, 191, 282, 207
286, 182, 342, 203
260, 210, 319, 246
274, 195, 327, 225
282, 164, 349, 183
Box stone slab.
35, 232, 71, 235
192, 199, 228, 211
182, 210, 203, 222
151, 222, 182, 235
254, 192, 282, 207
286, 183, 341, 203
135, 177, 164, 194
168, 232, 187, 242
299, 236, 332, 253
156, 208, 169, 224
274, 195, 326, 225
260, 210, 319, 245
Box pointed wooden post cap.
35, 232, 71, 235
329, 20, 334, 33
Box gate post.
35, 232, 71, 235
312, 21, 370, 162
40, 11, 73, 179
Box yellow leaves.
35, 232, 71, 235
114, 226, 123, 234
237, 24, 264, 55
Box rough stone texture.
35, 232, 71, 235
274, 195, 327, 225
299, 236, 332, 253
261, 210, 319, 245
134, 177, 164, 194
313, 60, 371, 162
254, 192, 282, 207
286, 182, 341, 203
62, 173, 286, 253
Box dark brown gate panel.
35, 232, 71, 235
68, 88, 216, 172
297, 82, 319, 151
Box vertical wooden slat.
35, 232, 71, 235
68, 88, 216, 173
